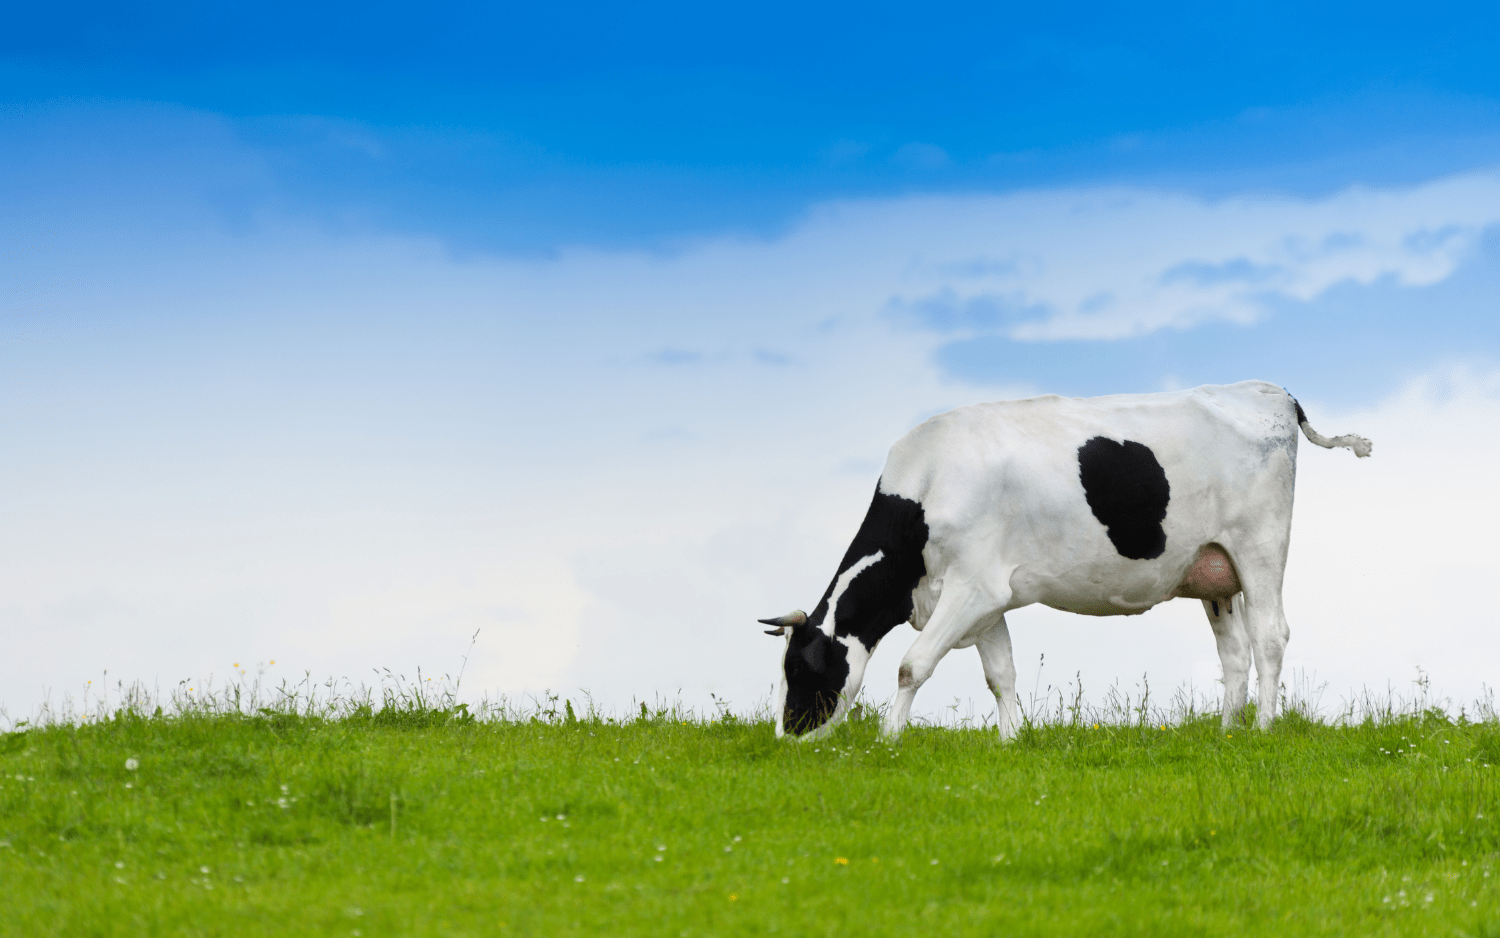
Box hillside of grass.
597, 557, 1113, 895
4, 698, 1500, 937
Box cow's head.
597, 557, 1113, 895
760, 609, 871, 739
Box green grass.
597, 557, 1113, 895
6, 700, 1500, 937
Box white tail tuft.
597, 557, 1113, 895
1299, 419, 1373, 457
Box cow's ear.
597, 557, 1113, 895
800, 634, 826, 672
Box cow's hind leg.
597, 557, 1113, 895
1219, 540, 1293, 730
973, 614, 1021, 741
881, 578, 1008, 741
1243, 586, 1291, 729
1204, 596, 1250, 728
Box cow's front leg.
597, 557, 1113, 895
1204, 596, 1250, 728
881, 579, 1008, 741
973, 613, 1020, 741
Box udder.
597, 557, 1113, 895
1173, 543, 1241, 599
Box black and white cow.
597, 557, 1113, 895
760, 381, 1371, 740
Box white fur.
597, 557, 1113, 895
1299, 420, 1374, 458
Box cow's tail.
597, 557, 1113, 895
1290, 395, 1373, 458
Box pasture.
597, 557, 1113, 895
4, 688, 1500, 937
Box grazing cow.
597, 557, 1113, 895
759, 381, 1371, 740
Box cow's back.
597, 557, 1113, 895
879, 381, 1300, 617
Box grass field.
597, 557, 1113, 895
5, 686, 1500, 937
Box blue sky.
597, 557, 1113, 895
8, 1, 1500, 249
4, 3, 1500, 721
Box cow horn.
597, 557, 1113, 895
758, 609, 807, 636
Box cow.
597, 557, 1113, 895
758, 381, 1371, 741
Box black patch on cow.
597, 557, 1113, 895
1211, 600, 1220, 617
1077, 436, 1171, 561
782, 483, 929, 735
1293, 398, 1309, 426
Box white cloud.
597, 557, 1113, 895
486, 171, 1500, 362
3, 169, 1499, 723
1278, 367, 1500, 711
835, 172, 1500, 341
